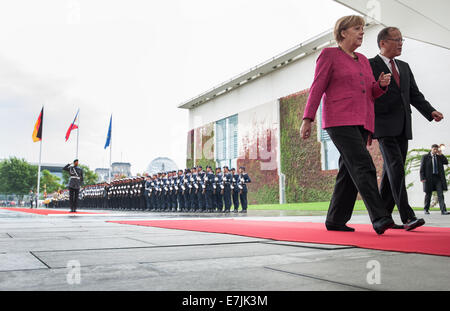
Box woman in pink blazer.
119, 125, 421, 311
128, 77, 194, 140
300, 15, 394, 235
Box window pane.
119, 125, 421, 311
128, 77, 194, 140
325, 140, 339, 170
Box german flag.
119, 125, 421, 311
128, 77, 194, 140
32, 107, 43, 142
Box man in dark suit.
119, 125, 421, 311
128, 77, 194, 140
369, 27, 444, 230
420, 144, 448, 214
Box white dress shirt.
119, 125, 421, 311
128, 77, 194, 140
379, 54, 400, 76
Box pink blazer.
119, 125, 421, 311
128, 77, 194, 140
303, 47, 386, 133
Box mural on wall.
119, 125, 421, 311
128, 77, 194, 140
279, 90, 337, 203
237, 101, 279, 204
279, 89, 384, 203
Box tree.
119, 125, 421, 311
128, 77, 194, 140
62, 164, 98, 186
0, 157, 38, 196
41, 169, 63, 194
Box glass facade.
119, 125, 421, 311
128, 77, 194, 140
215, 114, 238, 169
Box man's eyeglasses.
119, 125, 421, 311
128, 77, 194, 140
386, 38, 405, 43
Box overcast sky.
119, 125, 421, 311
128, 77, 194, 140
0, 0, 354, 175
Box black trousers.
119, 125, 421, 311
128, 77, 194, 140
69, 187, 79, 212
240, 191, 248, 210
205, 190, 214, 210
232, 191, 240, 210
378, 135, 416, 223
215, 191, 224, 211
223, 189, 232, 211
326, 126, 390, 225
424, 175, 447, 212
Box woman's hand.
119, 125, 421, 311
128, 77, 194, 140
378, 72, 391, 88
300, 119, 312, 140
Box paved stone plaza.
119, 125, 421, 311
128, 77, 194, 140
0, 208, 449, 291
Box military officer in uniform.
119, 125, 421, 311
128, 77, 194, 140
231, 168, 240, 213
222, 166, 233, 213
189, 167, 199, 212
238, 166, 251, 213
214, 167, 224, 212
63, 159, 84, 213
196, 166, 206, 212
204, 165, 215, 212
183, 169, 191, 212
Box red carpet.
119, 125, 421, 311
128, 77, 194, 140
108, 219, 450, 257
0, 208, 103, 215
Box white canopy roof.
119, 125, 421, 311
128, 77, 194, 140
334, 0, 450, 49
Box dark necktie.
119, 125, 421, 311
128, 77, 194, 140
433, 155, 438, 174
390, 59, 400, 87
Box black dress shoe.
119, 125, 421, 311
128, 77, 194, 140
325, 223, 355, 232
424, 210, 430, 215
373, 217, 395, 235
441, 211, 450, 215
391, 224, 404, 229
404, 218, 425, 231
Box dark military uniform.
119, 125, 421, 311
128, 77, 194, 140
214, 168, 224, 212
63, 162, 84, 212
204, 166, 216, 212
238, 168, 251, 213
231, 169, 240, 212
222, 167, 233, 213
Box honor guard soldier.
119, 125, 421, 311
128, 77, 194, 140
196, 166, 206, 212
144, 176, 153, 211
161, 172, 169, 211
231, 168, 240, 212
204, 166, 216, 212
238, 166, 251, 213
222, 166, 232, 213
150, 174, 158, 211
183, 169, 191, 212
155, 173, 163, 212
176, 169, 185, 212
170, 171, 178, 211
189, 167, 199, 212
215, 167, 224, 212
167, 172, 173, 211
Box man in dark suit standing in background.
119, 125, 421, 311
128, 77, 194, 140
420, 144, 448, 215
369, 27, 444, 230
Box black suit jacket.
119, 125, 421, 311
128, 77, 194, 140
420, 152, 448, 192
369, 55, 436, 139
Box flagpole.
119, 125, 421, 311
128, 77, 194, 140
109, 131, 112, 182
76, 109, 79, 159
36, 118, 43, 208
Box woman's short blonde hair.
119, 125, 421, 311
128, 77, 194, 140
334, 15, 365, 42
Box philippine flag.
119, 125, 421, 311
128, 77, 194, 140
65, 109, 79, 142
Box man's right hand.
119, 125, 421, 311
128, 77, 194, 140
300, 119, 312, 140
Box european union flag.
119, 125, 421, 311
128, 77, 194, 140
104, 115, 112, 149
